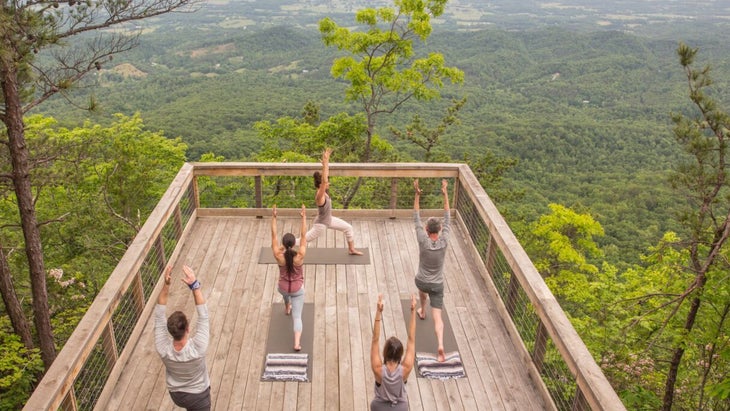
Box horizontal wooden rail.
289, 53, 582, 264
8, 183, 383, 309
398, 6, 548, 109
24, 162, 624, 411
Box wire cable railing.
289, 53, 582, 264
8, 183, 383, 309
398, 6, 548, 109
24, 162, 624, 411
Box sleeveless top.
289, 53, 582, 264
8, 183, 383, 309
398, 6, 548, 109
278, 263, 304, 294
373, 364, 407, 407
313, 194, 332, 226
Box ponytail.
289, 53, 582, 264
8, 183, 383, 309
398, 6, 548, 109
281, 232, 297, 274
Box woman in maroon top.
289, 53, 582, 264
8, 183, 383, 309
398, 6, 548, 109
271, 204, 308, 351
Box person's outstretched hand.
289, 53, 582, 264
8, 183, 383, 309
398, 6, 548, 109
272, 204, 277, 218
377, 294, 384, 313
322, 147, 332, 163
300, 204, 306, 218
182, 265, 197, 287
441, 179, 448, 194
414, 179, 422, 195
410, 294, 416, 311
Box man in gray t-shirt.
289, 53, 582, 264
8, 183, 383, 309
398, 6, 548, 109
413, 179, 450, 362
155, 264, 210, 411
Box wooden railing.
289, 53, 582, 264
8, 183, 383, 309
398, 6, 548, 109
24, 162, 625, 411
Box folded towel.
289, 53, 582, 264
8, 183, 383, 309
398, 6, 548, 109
262, 353, 308, 382
416, 351, 466, 380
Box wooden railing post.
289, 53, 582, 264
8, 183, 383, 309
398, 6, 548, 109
452, 175, 460, 213
101, 322, 119, 371
131, 275, 145, 317
389, 177, 397, 219
572, 388, 590, 411
255, 175, 263, 218
60, 391, 77, 411
173, 205, 183, 239
191, 176, 200, 210
532, 321, 548, 373
154, 236, 166, 273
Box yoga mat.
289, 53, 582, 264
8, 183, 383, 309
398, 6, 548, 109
258, 247, 370, 265
400, 299, 462, 378
262, 302, 314, 382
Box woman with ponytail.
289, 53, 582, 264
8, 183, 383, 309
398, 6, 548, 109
271, 204, 308, 351
370, 293, 417, 411
306, 147, 363, 255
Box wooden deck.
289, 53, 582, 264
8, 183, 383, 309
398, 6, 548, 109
104, 213, 550, 410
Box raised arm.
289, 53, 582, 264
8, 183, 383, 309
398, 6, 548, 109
157, 264, 173, 305
401, 294, 417, 380
315, 148, 332, 205
441, 179, 450, 211
321, 147, 331, 185
413, 179, 422, 211
182, 265, 205, 305
370, 294, 384, 384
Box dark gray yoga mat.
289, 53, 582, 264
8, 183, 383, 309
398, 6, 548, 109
262, 302, 315, 382
400, 299, 461, 377
258, 247, 370, 265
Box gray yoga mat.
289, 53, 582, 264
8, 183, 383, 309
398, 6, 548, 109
400, 299, 460, 377
262, 302, 314, 382
258, 247, 370, 265
400, 299, 459, 353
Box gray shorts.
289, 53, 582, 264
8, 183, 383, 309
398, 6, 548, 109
169, 386, 211, 411
414, 278, 444, 309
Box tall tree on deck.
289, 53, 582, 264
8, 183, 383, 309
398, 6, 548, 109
0, 0, 198, 370
318, 0, 464, 207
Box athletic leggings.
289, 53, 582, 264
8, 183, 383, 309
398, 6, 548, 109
278, 286, 305, 332
305, 217, 355, 243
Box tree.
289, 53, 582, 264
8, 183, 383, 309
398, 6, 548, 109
0, 113, 185, 408
390, 97, 467, 162
656, 43, 730, 410
0, 0, 198, 369
319, 0, 464, 205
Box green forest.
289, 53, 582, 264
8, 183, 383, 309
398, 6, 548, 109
2, 0, 730, 409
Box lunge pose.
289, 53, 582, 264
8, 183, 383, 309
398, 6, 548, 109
370, 294, 417, 411
155, 264, 211, 411
413, 178, 451, 362
306, 147, 363, 255
271, 204, 308, 351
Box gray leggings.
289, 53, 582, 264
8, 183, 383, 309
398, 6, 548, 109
278, 286, 305, 332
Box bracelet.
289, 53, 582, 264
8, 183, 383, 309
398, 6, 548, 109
189, 280, 201, 290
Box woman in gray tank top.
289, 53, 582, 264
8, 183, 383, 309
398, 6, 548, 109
370, 294, 417, 410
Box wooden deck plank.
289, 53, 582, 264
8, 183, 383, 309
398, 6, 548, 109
101, 215, 552, 411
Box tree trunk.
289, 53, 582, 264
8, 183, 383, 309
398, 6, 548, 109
0, 240, 34, 349
1, 61, 57, 369
662, 282, 705, 410
0, 243, 34, 349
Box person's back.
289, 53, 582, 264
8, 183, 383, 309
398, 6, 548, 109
155, 304, 210, 393
371, 364, 408, 411
154, 265, 211, 411
370, 295, 416, 411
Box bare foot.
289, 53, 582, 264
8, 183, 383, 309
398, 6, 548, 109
437, 348, 445, 362
294, 345, 301, 352
285, 303, 292, 315
349, 248, 363, 256
417, 307, 426, 320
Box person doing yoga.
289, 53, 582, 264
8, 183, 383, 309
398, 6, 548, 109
369, 294, 416, 411
271, 204, 308, 351
413, 178, 451, 362
305, 147, 363, 255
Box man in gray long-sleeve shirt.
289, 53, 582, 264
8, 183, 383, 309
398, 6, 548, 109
155, 264, 210, 411
413, 179, 451, 362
